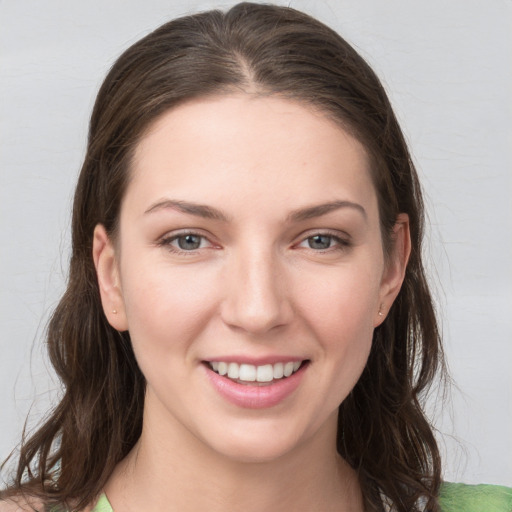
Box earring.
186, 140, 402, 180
112, 309, 118, 314
378, 305, 384, 317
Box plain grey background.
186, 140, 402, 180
1, 0, 511, 486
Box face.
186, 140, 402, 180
94, 94, 408, 463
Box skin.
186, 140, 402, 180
93, 94, 410, 512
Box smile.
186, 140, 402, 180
204, 359, 309, 408
208, 361, 304, 384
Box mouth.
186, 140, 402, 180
205, 360, 308, 386
203, 359, 309, 408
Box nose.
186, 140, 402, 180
220, 246, 293, 335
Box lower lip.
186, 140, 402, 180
204, 363, 307, 409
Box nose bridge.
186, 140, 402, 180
222, 240, 290, 334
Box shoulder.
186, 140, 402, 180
0, 495, 46, 512
0, 495, 104, 512
439, 482, 512, 512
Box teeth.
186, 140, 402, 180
283, 362, 294, 377
239, 364, 256, 382
218, 362, 228, 376
256, 364, 273, 382
209, 360, 303, 383
273, 362, 284, 379
227, 362, 239, 379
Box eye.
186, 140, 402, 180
306, 234, 335, 250
158, 232, 214, 253
174, 234, 204, 250
296, 232, 350, 252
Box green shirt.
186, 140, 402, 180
439, 482, 512, 512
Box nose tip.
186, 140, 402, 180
224, 291, 287, 335
220, 254, 292, 335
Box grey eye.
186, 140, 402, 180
307, 235, 332, 250
177, 234, 203, 250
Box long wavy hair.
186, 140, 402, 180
1, 3, 445, 511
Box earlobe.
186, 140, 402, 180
92, 224, 128, 331
375, 213, 411, 326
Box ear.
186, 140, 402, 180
374, 213, 411, 326
92, 224, 128, 331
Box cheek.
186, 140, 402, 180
295, 263, 380, 395
119, 262, 220, 358
297, 261, 382, 340
312, 281, 375, 368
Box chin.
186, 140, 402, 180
201, 416, 325, 465
213, 438, 299, 464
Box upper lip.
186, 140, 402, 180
203, 356, 308, 365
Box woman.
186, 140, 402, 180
1, 3, 510, 511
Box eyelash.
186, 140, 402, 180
157, 230, 351, 255
157, 231, 215, 254
296, 231, 351, 252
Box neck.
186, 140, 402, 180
105, 400, 363, 512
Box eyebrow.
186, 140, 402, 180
144, 198, 366, 223
287, 200, 367, 222
144, 199, 230, 221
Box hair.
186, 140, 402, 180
1, 3, 445, 511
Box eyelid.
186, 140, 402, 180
157, 229, 219, 253
294, 229, 352, 250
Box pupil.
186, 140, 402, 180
309, 235, 331, 250
178, 234, 201, 250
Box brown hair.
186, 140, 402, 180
2, 3, 445, 511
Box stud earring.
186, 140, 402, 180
112, 309, 118, 314
378, 305, 384, 317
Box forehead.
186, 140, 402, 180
126, 94, 377, 218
